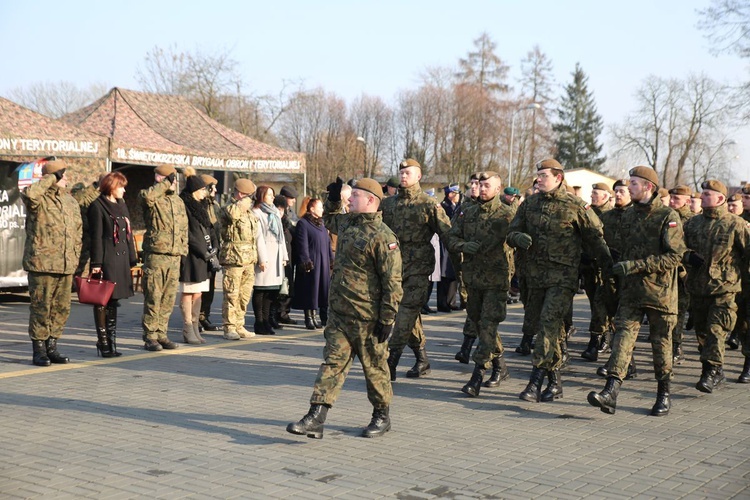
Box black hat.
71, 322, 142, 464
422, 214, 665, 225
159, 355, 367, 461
280, 185, 298, 199
185, 175, 206, 193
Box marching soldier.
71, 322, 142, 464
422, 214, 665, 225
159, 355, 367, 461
139, 165, 188, 351
382, 159, 453, 380
287, 178, 402, 439
219, 179, 264, 340
507, 159, 612, 402
22, 159, 82, 366
588, 166, 685, 416
668, 185, 695, 364
446, 171, 514, 396
683, 180, 750, 393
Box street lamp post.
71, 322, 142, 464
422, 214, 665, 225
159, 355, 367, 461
508, 103, 542, 187
356, 136, 367, 176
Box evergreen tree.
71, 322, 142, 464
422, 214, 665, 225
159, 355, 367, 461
553, 63, 606, 171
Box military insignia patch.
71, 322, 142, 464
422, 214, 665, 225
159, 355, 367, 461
668, 221, 677, 228
388, 242, 398, 250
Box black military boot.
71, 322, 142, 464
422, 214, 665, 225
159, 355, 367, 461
515, 334, 533, 355
541, 369, 563, 402
672, 343, 684, 365
94, 305, 108, 357
739, 357, 750, 384
304, 310, 316, 330
362, 407, 391, 438
104, 304, 122, 357
455, 335, 475, 364
597, 332, 611, 353
696, 361, 718, 393
581, 333, 601, 361
46, 338, 69, 364
286, 404, 329, 439
484, 355, 510, 387
406, 347, 431, 378
32, 340, 51, 366
387, 349, 402, 381
596, 359, 610, 378
519, 366, 545, 402
587, 376, 622, 414
726, 331, 740, 350
157, 337, 179, 350
650, 380, 671, 416
461, 365, 486, 397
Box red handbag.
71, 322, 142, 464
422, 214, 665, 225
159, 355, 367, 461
74, 273, 116, 306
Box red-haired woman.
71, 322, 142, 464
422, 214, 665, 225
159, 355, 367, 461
88, 171, 138, 357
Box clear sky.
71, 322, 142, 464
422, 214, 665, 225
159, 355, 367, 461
1, 0, 748, 178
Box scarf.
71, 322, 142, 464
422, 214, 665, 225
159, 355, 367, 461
259, 202, 283, 241
303, 211, 323, 227
180, 191, 212, 230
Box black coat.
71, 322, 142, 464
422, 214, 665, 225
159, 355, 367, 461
180, 212, 217, 284
88, 196, 137, 300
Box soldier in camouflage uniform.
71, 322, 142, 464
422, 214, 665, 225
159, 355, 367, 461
446, 172, 514, 397
682, 180, 750, 393
508, 159, 612, 403
198, 174, 222, 332
287, 178, 403, 439
220, 179, 264, 340
382, 159, 453, 380
580, 182, 613, 361
139, 165, 188, 351
21, 160, 82, 366
668, 185, 695, 364
452, 174, 480, 358
588, 166, 686, 417
71, 180, 100, 279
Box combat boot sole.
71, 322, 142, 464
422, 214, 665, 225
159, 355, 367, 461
587, 391, 616, 414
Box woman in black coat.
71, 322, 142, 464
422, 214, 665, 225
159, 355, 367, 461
88, 171, 137, 357
179, 171, 218, 344
292, 198, 333, 329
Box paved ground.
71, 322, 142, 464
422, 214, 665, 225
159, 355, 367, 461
0, 285, 748, 499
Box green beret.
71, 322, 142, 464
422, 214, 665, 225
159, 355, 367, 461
668, 185, 691, 196
629, 166, 659, 187
399, 158, 421, 170
701, 179, 727, 196
537, 158, 563, 171
504, 187, 520, 196
155, 164, 176, 176
353, 177, 383, 201
386, 176, 400, 188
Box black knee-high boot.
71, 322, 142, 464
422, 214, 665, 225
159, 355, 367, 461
94, 305, 108, 356
252, 290, 267, 334
105, 302, 122, 357
261, 291, 277, 335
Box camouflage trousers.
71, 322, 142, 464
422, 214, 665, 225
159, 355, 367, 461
388, 273, 427, 352
28, 272, 73, 341
692, 293, 737, 367
735, 292, 750, 358
310, 311, 392, 409
141, 253, 181, 341
589, 284, 612, 336
610, 305, 676, 381
526, 286, 576, 370
222, 265, 255, 331
672, 279, 690, 346
467, 287, 507, 368
461, 287, 479, 339
519, 276, 535, 338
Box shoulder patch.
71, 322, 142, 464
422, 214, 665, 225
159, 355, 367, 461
668, 221, 678, 228
388, 242, 399, 250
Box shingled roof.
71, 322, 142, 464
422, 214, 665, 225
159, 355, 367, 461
62, 87, 305, 173
0, 96, 107, 159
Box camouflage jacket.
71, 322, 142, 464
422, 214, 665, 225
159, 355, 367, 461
71, 182, 100, 248
600, 203, 631, 251
675, 204, 694, 224
206, 198, 222, 247
219, 197, 265, 267
21, 174, 82, 274
742, 210, 750, 224
683, 205, 750, 297
507, 183, 612, 291
324, 199, 403, 324
381, 183, 453, 279
615, 194, 686, 313
139, 179, 188, 257
446, 194, 514, 289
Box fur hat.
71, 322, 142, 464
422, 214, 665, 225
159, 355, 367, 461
185, 175, 206, 193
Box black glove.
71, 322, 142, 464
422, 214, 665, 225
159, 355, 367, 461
580, 253, 593, 265
687, 251, 705, 268
373, 322, 393, 343
326, 176, 344, 202
208, 256, 222, 273
165, 173, 176, 185
302, 261, 314, 272
204, 248, 218, 261
53, 168, 66, 181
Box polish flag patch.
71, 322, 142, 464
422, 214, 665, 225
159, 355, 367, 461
668, 221, 678, 228
388, 242, 399, 250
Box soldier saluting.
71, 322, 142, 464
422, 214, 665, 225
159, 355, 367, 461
287, 177, 403, 439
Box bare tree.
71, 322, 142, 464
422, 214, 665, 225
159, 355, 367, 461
349, 94, 394, 177
7, 81, 109, 118
697, 0, 750, 57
